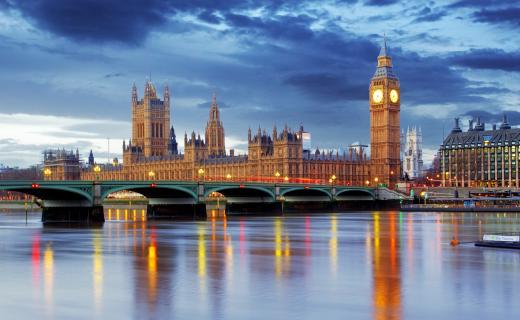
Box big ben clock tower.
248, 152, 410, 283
369, 36, 400, 188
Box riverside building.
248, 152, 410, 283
441, 115, 520, 187
44, 38, 401, 187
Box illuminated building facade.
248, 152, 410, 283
441, 115, 520, 187
43, 149, 81, 181
46, 39, 399, 187
369, 37, 401, 188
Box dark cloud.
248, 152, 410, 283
450, 49, 520, 72
0, 0, 308, 45
448, 0, 508, 8
412, 7, 447, 23
284, 72, 367, 102
365, 0, 399, 5
104, 72, 124, 79
3, 0, 179, 45
198, 10, 221, 24
472, 7, 520, 27
224, 13, 315, 41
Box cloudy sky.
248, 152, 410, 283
0, 0, 518, 167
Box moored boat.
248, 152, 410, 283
475, 234, 520, 249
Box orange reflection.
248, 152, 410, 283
43, 242, 54, 313
330, 215, 338, 275
274, 218, 291, 278
198, 225, 206, 278
93, 230, 103, 311
147, 230, 157, 303
372, 212, 401, 320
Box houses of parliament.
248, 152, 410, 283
44, 39, 400, 188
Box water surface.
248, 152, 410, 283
0, 210, 519, 319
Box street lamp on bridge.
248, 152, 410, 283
93, 165, 101, 181
43, 168, 51, 180
198, 168, 205, 183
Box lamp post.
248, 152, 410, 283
93, 165, 101, 181
275, 171, 280, 183
226, 173, 232, 181
198, 168, 205, 183
148, 170, 155, 180
284, 176, 289, 183
43, 168, 51, 180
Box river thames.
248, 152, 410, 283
0, 210, 519, 319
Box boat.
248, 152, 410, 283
475, 234, 520, 249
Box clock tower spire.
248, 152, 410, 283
369, 36, 401, 188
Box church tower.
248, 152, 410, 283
131, 81, 170, 158
369, 36, 401, 188
205, 93, 226, 157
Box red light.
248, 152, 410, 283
239, 184, 245, 188
150, 183, 157, 188
31, 183, 40, 189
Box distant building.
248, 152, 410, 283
440, 115, 519, 187
402, 126, 423, 179
168, 126, 178, 155
301, 130, 311, 151
88, 149, 95, 166
43, 149, 81, 180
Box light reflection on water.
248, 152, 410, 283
0, 210, 519, 319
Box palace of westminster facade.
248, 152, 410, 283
45, 40, 401, 187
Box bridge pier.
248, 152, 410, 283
42, 206, 105, 223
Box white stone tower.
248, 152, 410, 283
403, 126, 423, 179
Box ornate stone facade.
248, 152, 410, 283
369, 37, 401, 188
47, 38, 399, 187
402, 126, 423, 179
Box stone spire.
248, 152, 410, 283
132, 82, 138, 104
88, 149, 95, 166
209, 92, 220, 121
379, 33, 388, 57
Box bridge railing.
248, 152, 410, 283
195, 175, 357, 186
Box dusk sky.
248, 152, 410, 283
0, 0, 518, 167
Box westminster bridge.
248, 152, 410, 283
0, 180, 406, 222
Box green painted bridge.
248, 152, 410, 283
0, 180, 405, 222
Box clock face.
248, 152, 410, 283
372, 89, 383, 103
390, 89, 399, 103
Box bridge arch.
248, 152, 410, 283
205, 185, 275, 203
335, 188, 375, 201
102, 185, 198, 204
281, 187, 333, 202
0, 185, 93, 203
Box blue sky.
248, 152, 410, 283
0, 0, 518, 167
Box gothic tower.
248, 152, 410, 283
168, 126, 178, 155
369, 36, 401, 187
205, 93, 226, 157
403, 126, 423, 179
131, 81, 170, 158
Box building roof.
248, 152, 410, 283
442, 120, 520, 148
